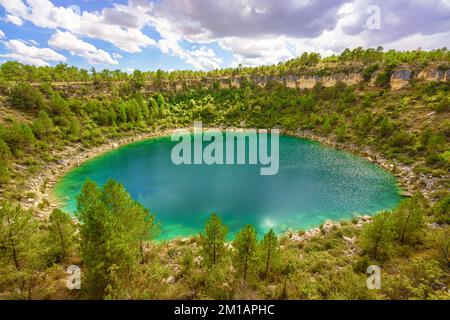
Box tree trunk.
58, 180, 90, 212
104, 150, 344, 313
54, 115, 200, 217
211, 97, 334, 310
58, 223, 65, 262
243, 252, 248, 285
265, 245, 272, 277
400, 208, 412, 245
140, 240, 144, 264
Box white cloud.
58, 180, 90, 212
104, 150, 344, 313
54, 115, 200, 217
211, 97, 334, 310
1, 39, 66, 66
1, 0, 449, 69
48, 31, 118, 65
220, 37, 294, 67
5, 14, 23, 26
0, 30, 4, 39
78, 49, 118, 66
49, 30, 97, 53
0, 0, 157, 53
0, 0, 222, 69
144, 0, 450, 66
157, 39, 222, 70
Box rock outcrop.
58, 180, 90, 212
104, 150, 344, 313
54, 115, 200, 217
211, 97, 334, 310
26, 63, 449, 98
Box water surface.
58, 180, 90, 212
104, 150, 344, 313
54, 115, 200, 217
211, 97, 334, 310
55, 134, 402, 239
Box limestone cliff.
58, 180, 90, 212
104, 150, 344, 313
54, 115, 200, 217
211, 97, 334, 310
24, 63, 449, 97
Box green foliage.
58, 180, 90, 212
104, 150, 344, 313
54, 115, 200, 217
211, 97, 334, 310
375, 62, 397, 88
9, 83, 45, 112
32, 110, 54, 139
49, 93, 71, 117
428, 227, 450, 268
200, 213, 228, 267
432, 195, 450, 224
156, 93, 166, 108
354, 111, 373, 135
2, 121, 36, 154
393, 193, 426, 245
233, 224, 258, 284
363, 64, 379, 82
432, 93, 449, 113
379, 116, 394, 137
46, 208, 77, 264
0, 201, 56, 299
0, 49, 449, 300
259, 229, 279, 278
0, 138, 12, 163
335, 124, 347, 142
360, 211, 396, 260
298, 93, 315, 112
0, 164, 10, 186
76, 179, 158, 298
390, 130, 416, 148
322, 116, 331, 134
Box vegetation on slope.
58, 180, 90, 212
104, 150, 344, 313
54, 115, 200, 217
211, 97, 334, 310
0, 181, 449, 299
0, 49, 449, 300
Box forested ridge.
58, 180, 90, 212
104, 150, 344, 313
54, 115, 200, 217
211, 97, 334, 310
0, 47, 449, 84
0, 48, 449, 300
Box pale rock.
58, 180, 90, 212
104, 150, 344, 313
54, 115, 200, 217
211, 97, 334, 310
165, 275, 175, 284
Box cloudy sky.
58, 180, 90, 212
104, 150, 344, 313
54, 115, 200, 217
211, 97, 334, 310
0, 0, 449, 71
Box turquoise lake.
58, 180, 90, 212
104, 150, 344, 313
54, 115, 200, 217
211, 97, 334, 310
54, 134, 403, 239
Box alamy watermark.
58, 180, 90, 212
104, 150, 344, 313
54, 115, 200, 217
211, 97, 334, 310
366, 265, 381, 289
366, 5, 381, 30
170, 121, 280, 175
66, 265, 81, 290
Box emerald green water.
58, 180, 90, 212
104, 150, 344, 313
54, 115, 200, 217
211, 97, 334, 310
54, 134, 402, 239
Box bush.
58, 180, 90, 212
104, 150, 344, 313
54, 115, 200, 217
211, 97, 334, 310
0, 164, 10, 185
432, 195, 450, 224
9, 83, 45, 112
390, 131, 415, 148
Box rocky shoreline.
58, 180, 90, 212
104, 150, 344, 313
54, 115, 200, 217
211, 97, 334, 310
20, 126, 438, 243
283, 129, 440, 200
21, 129, 174, 217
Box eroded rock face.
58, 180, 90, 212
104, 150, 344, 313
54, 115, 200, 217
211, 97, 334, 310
390, 70, 412, 90
418, 68, 449, 82
39, 64, 449, 97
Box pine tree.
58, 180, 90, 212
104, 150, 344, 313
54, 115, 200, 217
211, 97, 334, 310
360, 211, 396, 260
148, 97, 159, 115
118, 102, 128, 123
260, 229, 279, 277
0, 201, 46, 299
430, 227, 450, 268
200, 213, 228, 267
0, 201, 40, 270
47, 208, 77, 263
3, 121, 36, 154
9, 82, 45, 112
76, 179, 158, 298
76, 180, 113, 297
322, 116, 331, 134
32, 110, 54, 139
233, 224, 258, 285
156, 93, 165, 108
394, 193, 426, 245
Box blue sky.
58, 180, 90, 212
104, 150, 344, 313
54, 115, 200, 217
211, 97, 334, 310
0, 0, 449, 72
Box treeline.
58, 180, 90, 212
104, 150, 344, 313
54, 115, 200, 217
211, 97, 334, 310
0, 179, 448, 299
1, 48, 449, 85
